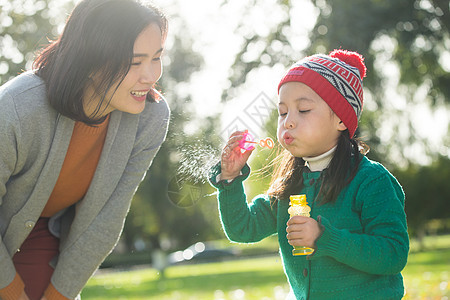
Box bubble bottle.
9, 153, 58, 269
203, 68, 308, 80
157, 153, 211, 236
288, 195, 315, 256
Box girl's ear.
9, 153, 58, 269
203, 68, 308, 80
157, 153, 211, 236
337, 120, 347, 132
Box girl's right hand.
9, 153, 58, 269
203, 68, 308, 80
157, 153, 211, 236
220, 130, 254, 181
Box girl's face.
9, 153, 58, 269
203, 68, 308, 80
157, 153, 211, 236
277, 82, 346, 158
84, 23, 164, 117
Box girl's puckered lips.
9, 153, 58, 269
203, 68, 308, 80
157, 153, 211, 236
283, 132, 294, 145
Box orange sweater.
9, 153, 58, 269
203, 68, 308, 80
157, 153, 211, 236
41, 116, 110, 217
0, 117, 109, 300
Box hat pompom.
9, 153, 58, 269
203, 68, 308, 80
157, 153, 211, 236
329, 49, 366, 79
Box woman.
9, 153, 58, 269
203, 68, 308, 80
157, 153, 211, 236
0, 0, 169, 299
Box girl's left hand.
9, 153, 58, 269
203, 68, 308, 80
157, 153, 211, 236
286, 216, 322, 248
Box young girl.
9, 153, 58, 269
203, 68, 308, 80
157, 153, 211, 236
0, 0, 169, 299
210, 50, 409, 299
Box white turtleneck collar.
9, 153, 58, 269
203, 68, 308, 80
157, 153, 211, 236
303, 146, 337, 172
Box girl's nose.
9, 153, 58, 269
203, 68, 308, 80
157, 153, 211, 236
284, 114, 295, 129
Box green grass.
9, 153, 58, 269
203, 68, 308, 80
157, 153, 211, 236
83, 256, 288, 300
403, 235, 450, 299
83, 235, 450, 299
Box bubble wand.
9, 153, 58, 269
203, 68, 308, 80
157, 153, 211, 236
238, 131, 274, 151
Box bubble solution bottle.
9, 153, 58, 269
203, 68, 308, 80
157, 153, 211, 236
288, 195, 315, 256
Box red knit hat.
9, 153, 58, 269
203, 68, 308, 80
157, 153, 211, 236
278, 49, 367, 138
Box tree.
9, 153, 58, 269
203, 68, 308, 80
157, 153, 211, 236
0, 0, 73, 84
393, 156, 450, 244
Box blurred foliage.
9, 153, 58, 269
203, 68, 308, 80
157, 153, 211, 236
393, 156, 450, 239
0, 0, 73, 84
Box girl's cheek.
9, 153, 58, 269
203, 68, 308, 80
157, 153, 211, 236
276, 127, 283, 144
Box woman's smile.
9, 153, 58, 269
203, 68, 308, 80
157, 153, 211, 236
130, 89, 150, 102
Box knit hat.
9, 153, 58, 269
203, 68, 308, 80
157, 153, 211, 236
277, 49, 366, 138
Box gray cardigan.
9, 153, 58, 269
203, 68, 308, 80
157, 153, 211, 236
0, 72, 170, 298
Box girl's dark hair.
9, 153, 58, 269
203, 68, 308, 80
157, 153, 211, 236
34, 0, 168, 124
267, 130, 369, 205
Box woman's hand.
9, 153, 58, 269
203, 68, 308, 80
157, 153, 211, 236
220, 130, 254, 181
286, 216, 322, 248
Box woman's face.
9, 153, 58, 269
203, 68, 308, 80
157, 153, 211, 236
84, 23, 164, 117
277, 81, 346, 158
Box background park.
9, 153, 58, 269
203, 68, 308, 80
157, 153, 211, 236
1, 0, 449, 298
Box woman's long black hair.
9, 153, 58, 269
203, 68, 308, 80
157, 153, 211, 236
34, 0, 168, 124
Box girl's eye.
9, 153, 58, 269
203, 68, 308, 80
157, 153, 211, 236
278, 112, 287, 117
299, 110, 311, 113
131, 62, 141, 66
153, 57, 161, 62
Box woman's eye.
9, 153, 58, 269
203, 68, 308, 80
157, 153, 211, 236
299, 110, 310, 113
131, 62, 141, 66
152, 57, 161, 61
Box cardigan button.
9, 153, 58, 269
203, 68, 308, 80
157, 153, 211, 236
25, 220, 35, 229
303, 268, 308, 277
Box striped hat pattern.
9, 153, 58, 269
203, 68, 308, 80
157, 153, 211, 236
278, 49, 367, 138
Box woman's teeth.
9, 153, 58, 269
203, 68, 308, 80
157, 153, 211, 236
131, 91, 147, 97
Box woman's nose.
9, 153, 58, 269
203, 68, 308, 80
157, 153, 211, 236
140, 63, 162, 85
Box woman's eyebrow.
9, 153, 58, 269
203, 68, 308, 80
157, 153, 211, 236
133, 48, 164, 58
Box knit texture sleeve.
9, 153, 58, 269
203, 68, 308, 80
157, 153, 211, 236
0, 89, 22, 292
209, 162, 277, 243
311, 169, 409, 275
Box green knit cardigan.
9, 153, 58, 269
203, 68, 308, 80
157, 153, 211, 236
209, 156, 409, 300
